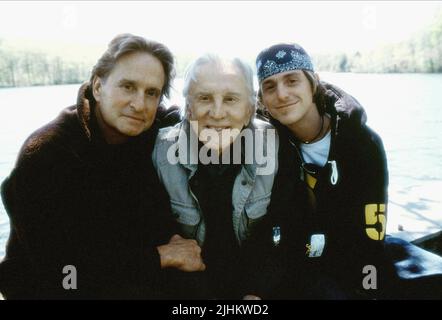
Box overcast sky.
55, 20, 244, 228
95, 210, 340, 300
1, 1, 441, 60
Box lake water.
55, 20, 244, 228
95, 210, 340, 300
0, 73, 441, 258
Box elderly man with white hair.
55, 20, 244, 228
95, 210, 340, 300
153, 54, 278, 299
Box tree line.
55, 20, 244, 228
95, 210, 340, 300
1, 11, 441, 88
0, 43, 94, 88
313, 11, 442, 73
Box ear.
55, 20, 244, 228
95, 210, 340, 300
92, 76, 102, 102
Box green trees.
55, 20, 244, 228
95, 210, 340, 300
0, 11, 441, 88
312, 10, 442, 73
0, 45, 93, 88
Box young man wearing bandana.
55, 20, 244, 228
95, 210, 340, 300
245, 43, 396, 299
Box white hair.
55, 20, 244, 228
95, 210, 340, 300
182, 53, 256, 118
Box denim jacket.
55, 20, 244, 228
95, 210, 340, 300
152, 118, 278, 245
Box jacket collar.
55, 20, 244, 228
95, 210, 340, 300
322, 82, 367, 130
76, 82, 94, 142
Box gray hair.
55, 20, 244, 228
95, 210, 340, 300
182, 54, 256, 117
90, 33, 175, 101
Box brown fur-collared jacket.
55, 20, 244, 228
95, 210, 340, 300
0, 83, 180, 299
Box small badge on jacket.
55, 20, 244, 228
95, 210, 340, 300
272, 226, 281, 246
306, 234, 325, 257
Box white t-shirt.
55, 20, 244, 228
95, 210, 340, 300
300, 130, 331, 167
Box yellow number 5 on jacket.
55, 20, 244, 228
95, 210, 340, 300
365, 204, 386, 241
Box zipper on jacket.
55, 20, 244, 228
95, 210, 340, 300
327, 112, 339, 186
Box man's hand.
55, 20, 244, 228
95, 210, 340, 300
157, 234, 206, 272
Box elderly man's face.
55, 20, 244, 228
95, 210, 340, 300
187, 62, 252, 152
93, 52, 165, 144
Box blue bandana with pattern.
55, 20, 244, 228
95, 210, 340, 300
256, 43, 314, 82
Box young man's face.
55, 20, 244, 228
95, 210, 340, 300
260, 70, 315, 126
93, 52, 165, 144
187, 62, 252, 152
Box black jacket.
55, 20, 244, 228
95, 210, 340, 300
0, 83, 180, 299
243, 83, 396, 299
